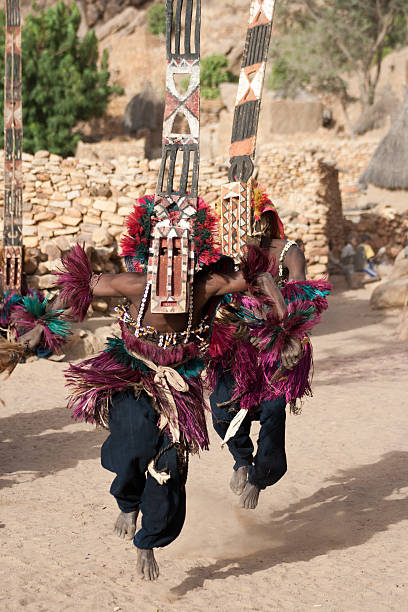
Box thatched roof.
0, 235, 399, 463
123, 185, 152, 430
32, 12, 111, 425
359, 93, 408, 190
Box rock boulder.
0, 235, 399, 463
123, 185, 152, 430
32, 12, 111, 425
370, 278, 408, 309
390, 258, 408, 280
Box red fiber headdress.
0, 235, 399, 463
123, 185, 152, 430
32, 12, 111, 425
251, 184, 285, 239
120, 195, 221, 273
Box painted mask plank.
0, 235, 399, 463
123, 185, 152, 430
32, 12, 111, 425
148, 0, 201, 313
2, 0, 23, 291
221, 0, 276, 262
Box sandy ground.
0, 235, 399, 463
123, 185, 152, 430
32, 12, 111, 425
1, 285, 408, 612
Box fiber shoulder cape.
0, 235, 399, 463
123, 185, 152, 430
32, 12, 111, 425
207, 245, 332, 412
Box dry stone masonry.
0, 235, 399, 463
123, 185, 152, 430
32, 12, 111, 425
0, 142, 405, 302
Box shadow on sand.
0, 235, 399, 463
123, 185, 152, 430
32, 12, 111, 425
0, 406, 106, 488
312, 291, 387, 337
313, 340, 408, 386
171, 451, 408, 597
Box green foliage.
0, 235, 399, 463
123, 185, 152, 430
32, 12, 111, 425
268, 58, 292, 92
147, 3, 167, 37
0, 2, 122, 156
268, 1, 408, 109
200, 54, 238, 99
268, 19, 349, 101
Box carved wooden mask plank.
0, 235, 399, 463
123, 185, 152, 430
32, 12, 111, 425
220, 181, 252, 261
148, 0, 201, 314
221, 0, 276, 262
148, 223, 194, 313
2, 0, 23, 291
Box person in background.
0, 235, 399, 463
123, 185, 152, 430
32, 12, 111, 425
328, 240, 343, 276
355, 234, 380, 282
340, 234, 358, 289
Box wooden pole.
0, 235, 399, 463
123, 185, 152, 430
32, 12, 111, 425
220, 0, 276, 261
2, 0, 23, 292
147, 0, 201, 314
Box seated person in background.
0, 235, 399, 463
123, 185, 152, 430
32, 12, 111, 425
328, 240, 343, 275
355, 234, 380, 282
340, 234, 358, 289
359, 233, 375, 262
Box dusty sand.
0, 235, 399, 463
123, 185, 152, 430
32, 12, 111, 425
1, 285, 408, 612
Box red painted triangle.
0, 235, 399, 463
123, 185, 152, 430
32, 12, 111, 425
252, 9, 269, 27
164, 91, 181, 120
184, 87, 200, 118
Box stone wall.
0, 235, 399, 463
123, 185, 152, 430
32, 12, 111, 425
255, 150, 344, 276
0, 147, 348, 292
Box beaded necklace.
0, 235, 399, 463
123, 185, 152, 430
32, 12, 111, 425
115, 282, 210, 349
277, 240, 297, 287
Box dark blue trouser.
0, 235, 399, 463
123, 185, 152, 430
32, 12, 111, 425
101, 390, 186, 549
210, 371, 287, 490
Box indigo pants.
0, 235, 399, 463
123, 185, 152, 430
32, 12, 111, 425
210, 371, 287, 490
101, 390, 186, 549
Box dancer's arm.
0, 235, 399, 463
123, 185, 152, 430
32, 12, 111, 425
253, 272, 287, 321
205, 269, 287, 321
90, 272, 144, 298
52, 245, 146, 320
286, 246, 306, 281
17, 325, 43, 349
278, 246, 306, 367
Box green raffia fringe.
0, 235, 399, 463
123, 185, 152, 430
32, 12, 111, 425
104, 336, 204, 380
22, 295, 71, 337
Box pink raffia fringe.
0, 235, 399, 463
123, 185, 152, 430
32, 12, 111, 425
53, 244, 93, 321
240, 244, 277, 290
11, 311, 64, 353
207, 277, 332, 412
65, 325, 210, 452
10, 296, 71, 354
65, 349, 145, 432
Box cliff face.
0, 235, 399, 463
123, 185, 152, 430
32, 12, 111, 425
20, 1, 149, 27
80, 0, 148, 27
19, 1, 249, 29
18, 1, 250, 92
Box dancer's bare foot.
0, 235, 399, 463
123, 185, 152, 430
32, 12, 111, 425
137, 548, 159, 581
239, 482, 260, 509
230, 466, 248, 495
114, 510, 138, 539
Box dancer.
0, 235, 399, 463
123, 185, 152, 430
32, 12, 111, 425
0, 2, 71, 369
210, 0, 330, 511
208, 188, 331, 510
0, 289, 71, 377
54, 195, 289, 581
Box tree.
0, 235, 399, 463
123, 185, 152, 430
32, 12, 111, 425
147, 3, 166, 37
268, 1, 408, 124
0, 2, 121, 156
200, 54, 238, 99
